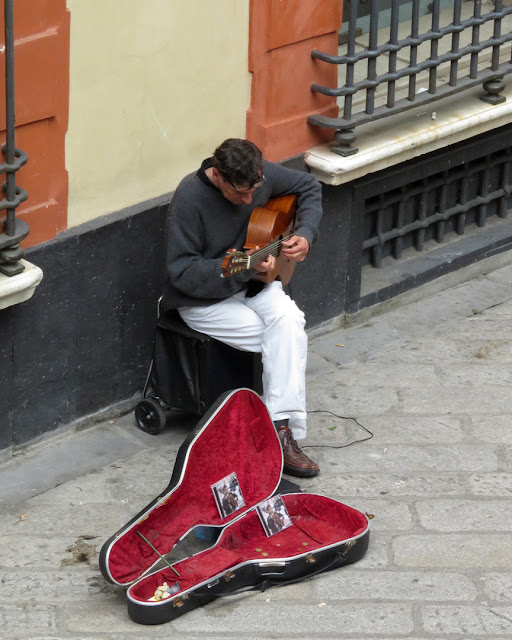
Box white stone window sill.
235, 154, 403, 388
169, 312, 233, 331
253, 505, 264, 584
305, 82, 512, 186
0, 260, 43, 310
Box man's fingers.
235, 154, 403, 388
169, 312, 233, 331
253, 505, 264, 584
254, 253, 275, 272
281, 236, 309, 261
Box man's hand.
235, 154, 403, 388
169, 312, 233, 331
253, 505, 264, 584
281, 235, 310, 262
247, 246, 276, 273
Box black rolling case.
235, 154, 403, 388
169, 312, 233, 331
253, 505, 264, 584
100, 388, 370, 625
135, 309, 263, 433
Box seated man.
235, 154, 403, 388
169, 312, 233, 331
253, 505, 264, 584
161, 138, 323, 477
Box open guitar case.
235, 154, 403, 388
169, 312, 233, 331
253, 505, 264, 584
100, 388, 370, 625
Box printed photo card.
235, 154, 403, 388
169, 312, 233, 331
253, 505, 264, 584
211, 472, 246, 518
256, 495, 293, 537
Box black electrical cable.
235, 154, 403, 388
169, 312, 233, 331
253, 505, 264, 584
301, 410, 374, 449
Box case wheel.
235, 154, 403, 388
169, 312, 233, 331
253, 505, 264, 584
135, 398, 167, 434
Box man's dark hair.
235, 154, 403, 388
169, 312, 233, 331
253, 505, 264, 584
212, 138, 263, 187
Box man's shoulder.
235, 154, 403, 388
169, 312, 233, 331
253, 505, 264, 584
176, 169, 200, 194
171, 171, 208, 210
263, 158, 317, 184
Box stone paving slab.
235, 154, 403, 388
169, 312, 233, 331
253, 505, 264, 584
310, 568, 479, 602
0, 605, 59, 635
373, 338, 512, 366
468, 472, 512, 496
0, 570, 119, 603
392, 534, 512, 568
472, 416, 512, 445
396, 384, 512, 415
435, 362, 512, 386
306, 414, 467, 445
0, 534, 80, 569
309, 275, 512, 367
0, 501, 134, 537
482, 573, 512, 601
504, 447, 512, 469
48, 598, 417, 636
421, 604, 512, 636
416, 499, 512, 532
0, 414, 190, 508
485, 263, 512, 286
305, 472, 466, 498
312, 444, 498, 474
27, 446, 180, 506
0, 422, 143, 508
169, 601, 415, 637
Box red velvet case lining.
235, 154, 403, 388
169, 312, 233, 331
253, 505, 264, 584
127, 494, 368, 602
105, 390, 283, 585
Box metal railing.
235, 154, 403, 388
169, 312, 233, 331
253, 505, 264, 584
308, 0, 512, 156
0, 0, 28, 276
362, 146, 512, 269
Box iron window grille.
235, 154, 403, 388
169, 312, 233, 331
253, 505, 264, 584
0, 0, 29, 276
308, 0, 512, 156
362, 145, 512, 269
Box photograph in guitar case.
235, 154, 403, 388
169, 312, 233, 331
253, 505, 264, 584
256, 494, 293, 537
161, 138, 323, 478
211, 472, 246, 518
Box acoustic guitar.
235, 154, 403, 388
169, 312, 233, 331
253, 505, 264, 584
221, 194, 297, 285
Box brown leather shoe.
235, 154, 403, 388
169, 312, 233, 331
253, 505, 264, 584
278, 426, 319, 478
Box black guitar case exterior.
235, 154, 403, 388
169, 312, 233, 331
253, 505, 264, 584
100, 388, 370, 625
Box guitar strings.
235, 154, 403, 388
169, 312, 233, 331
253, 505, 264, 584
250, 237, 290, 264
249, 234, 294, 266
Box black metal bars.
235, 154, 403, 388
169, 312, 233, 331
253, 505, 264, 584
0, 0, 28, 276
308, 0, 512, 156
362, 147, 512, 269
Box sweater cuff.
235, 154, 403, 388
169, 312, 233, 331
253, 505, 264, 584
295, 224, 318, 247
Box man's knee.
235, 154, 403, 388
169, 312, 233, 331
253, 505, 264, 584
269, 302, 306, 336
270, 287, 305, 322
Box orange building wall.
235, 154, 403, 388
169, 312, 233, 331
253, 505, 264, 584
0, 0, 69, 248
247, 0, 342, 161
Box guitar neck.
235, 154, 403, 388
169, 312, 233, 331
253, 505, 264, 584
247, 234, 292, 270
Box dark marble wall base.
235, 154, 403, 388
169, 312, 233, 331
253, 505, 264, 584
0, 195, 170, 453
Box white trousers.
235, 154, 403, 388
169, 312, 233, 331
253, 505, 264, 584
178, 281, 308, 439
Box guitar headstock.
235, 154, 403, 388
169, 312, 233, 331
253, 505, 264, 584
222, 249, 249, 278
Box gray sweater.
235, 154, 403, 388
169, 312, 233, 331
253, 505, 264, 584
161, 158, 323, 311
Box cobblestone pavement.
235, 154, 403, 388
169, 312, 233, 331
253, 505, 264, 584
1, 264, 512, 639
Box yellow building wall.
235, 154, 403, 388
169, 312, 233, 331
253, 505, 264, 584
65, 0, 251, 227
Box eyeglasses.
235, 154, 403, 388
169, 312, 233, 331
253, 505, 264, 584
223, 174, 266, 193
